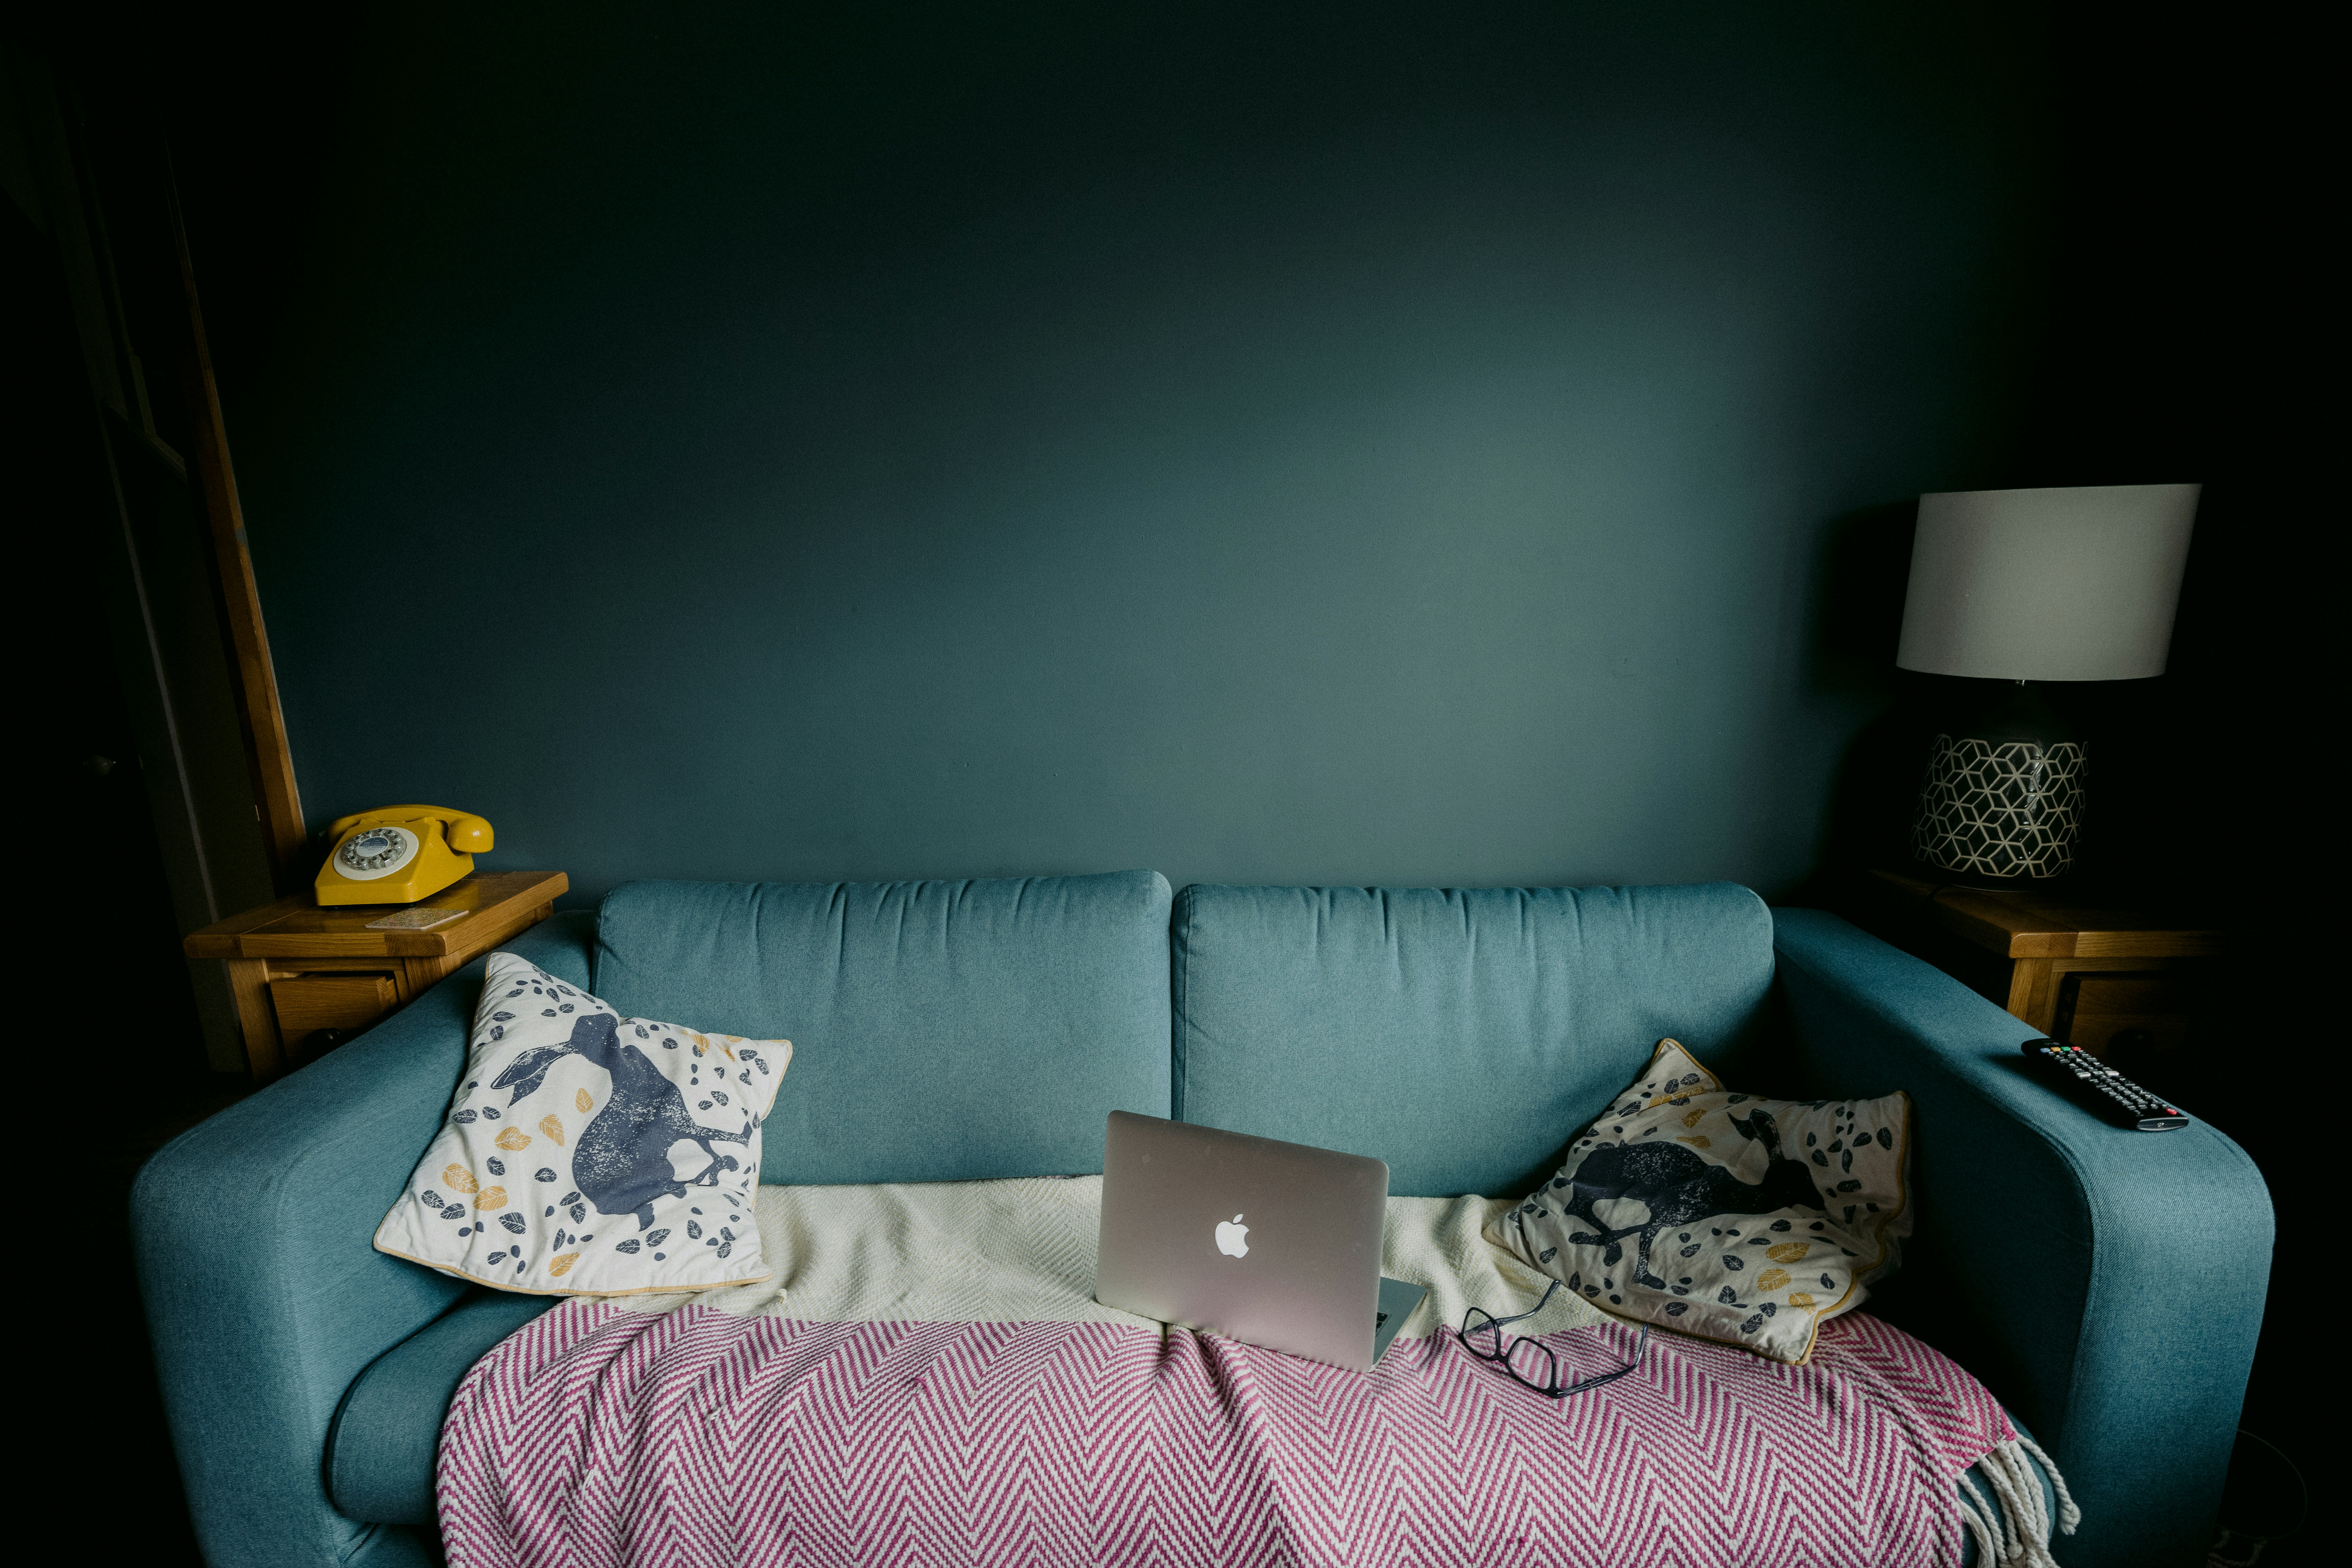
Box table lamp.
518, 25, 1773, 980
1896, 482, 2199, 883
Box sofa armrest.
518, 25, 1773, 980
133, 911, 595, 1568
1772, 909, 2269, 1568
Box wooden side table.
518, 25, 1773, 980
185, 870, 569, 1083
1853, 869, 2221, 1056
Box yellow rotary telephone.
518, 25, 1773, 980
315, 806, 495, 906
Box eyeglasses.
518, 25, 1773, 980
1458, 1278, 1648, 1399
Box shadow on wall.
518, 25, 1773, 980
1808, 501, 1921, 702
1794, 501, 1920, 888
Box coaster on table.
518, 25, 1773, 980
365, 908, 469, 931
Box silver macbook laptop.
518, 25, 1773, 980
1095, 1111, 1426, 1372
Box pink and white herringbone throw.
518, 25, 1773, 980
436, 1180, 2036, 1567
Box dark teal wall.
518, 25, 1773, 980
220, 4, 2036, 902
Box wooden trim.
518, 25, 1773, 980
2005, 958, 2055, 1032
269, 972, 399, 1038
226, 958, 285, 1083
1864, 869, 2223, 960
181, 892, 308, 957
403, 953, 470, 993
164, 170, 307, 887
185, 872, 570, 959
2042, 956, 2181, 977
2000, 953, 2187, 1036
2071, 929, 2224, 959
194, 873, 567, 1083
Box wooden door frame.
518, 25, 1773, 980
165, 171, 306, 885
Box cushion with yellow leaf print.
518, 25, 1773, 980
1486, 1039, 1911, 1365
374, 951, 792, 1296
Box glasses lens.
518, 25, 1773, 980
1503, 1335, 1557, 1390
1461, 1313, 1505, 1360
1559, 1323, 1646, 1393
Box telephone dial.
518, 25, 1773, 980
314, 805, 494, 906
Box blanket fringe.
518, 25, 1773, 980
1959, 1435, 2081, 1567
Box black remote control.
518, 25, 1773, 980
2020, 1039, 2188, 1131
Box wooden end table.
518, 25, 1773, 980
185, 870, 569, 1083
1853, 869, 2220, 1056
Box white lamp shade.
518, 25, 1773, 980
1895, 483, 2199, 681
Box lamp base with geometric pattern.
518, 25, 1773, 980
1911, 733, 2087, 881
1908, 680, 2086, 884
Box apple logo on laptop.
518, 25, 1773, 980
1214, 1214, 1250, 1258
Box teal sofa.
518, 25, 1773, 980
132, 872, 2270, 1567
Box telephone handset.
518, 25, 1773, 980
315, 805, 495, 906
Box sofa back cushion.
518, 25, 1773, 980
593, 871, 1173, 1184
1171, 883, 1775, 1197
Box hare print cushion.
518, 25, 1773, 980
375, 951, 792, 1295
1487, 1039, 1911, 1365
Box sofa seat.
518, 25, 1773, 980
326, 1291, 558, 1526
